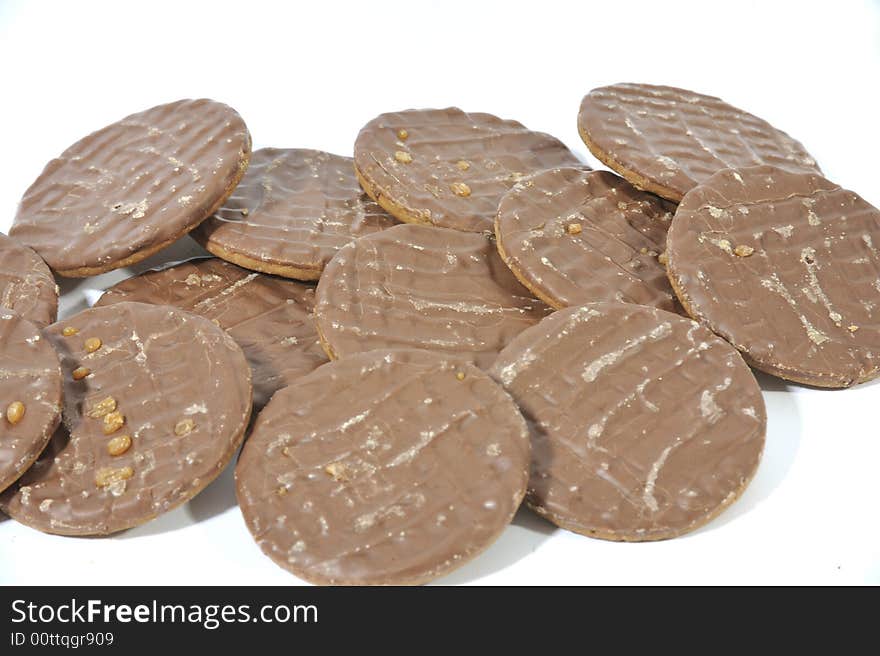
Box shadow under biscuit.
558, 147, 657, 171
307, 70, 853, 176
432, 507, 556, 585
692, 374, 803, 534
56, 235, 211, 318
118, 455, 240, 540
186, 458, 239, 524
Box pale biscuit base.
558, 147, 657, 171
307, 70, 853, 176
578, 126, 684, 203
0, 423, 58, 496
493, 215, 566, 311
354, 164, 438, 229
194, 238, 322, 282
314, 314, 339, 361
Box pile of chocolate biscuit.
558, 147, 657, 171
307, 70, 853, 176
0, 85, 877, 585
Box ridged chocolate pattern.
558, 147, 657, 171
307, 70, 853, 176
193, 148, 397, 276
578, 84, 819, 201
0, 233, 58, 327
667, 165, 880, 387
0, 313, 62, 493
0, 302, 252, 535
495, 168, 677, 311
236, 349, 529, 585
95, 258, 327, 409
490, 302, 765, 541
354, 107, 581, 233
315, 223, 552, 369
10, 99, 250, 274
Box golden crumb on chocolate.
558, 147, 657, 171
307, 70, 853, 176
174, 418, 195, 436
102, 411, 125, 435
450, 182, 471, 197
71, 366, 91, 381
95, 466, 133, 488
86, 397, 117, 418
5, 401, 25, 425
324, 462, 349, 481
106, 434, 132, 457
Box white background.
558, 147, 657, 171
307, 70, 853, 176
0, 0, 878, 585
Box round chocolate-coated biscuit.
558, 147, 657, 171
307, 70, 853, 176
0, 302, 252, 535
10, 99, 251, 277
577, 83, 820, 202
95, 258, 327, 409
490, 302, 766, 541
495, 167, 677, 311
0, 233, 58, 327
354, 107, 581, 233
236, 349, 529, 585
314, 223, 552, 369
667, 165, 880, 387
192, 148, 397, 281
0, 313, 62, 494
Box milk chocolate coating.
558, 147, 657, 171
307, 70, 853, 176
495, 168, 677, 311
0, 313, 62, 493
490, 302, 766, 541
96, 258, 327, 409
192, 148, 397, 280
236, 349, 529, 585
578, 84, 820, 202
0, 233, 58, 327
10, 99, 251, 276
354, 107, 581, 233
315, 223, 552, 369
667, 165, 880, 387
0, 302, 252, 535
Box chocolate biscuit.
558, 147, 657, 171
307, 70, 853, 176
354, 107, 580, 233
236, 349, 529, 585
495, 167, 677, 311
10, 99, 251, 276
667, 165, 880, 387
314, 223, 552, 368
0, 313, 62, 493
490, 302, 766, 541
578, 83, 819, 202
192, 148, 397, 280
0, 233, 58, 327
96, 258, 327, 408
0, 302, 252, 535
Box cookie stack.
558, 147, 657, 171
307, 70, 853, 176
0, 86, 877, 584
